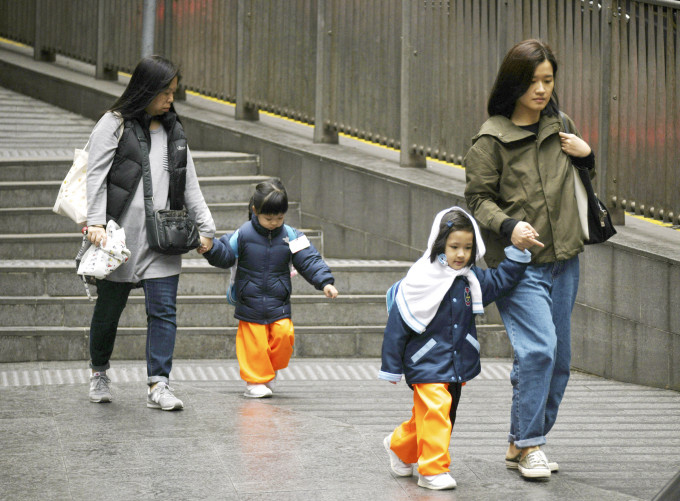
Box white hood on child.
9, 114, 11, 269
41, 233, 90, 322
395, 206, 486, 333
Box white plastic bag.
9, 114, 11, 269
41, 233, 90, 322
77, 220, 131, 280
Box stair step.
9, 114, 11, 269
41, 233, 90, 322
0, 258, 410, 296
0, 152, 260, 182
0, 324, 510, 363
0, 175, 270, 208
0, 294, 388, 328
0, 228, 323, 259
0, 202, 302, 234
0, 325, 389, 362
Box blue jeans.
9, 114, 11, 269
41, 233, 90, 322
496, 256, 579, 448
89, 275, 179, 385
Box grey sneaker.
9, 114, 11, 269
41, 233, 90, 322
147, 382, 184, 411
89, 373, 112, 403
518, 450, 551, 479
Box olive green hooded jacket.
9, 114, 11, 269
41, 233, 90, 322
464, 113, 589, 267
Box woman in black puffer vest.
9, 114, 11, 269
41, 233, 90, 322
84, 56, 215, 410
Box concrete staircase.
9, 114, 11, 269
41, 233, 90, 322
0, 153, 413, 362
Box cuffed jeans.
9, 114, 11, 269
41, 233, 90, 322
89, 275, 179, 385
496, 256, 579, 448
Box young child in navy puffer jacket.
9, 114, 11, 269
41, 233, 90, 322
201, 179, 338, 398
379, 206, 537, 490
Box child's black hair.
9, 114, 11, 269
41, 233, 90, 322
429, 210, 477, 267
248, 178, 288, 218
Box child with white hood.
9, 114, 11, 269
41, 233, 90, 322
379, 206, 539, 490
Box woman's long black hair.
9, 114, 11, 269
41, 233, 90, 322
109, 55, 180, 120
487, 39, 559, 119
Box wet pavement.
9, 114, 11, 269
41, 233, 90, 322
1, 358, 679, 500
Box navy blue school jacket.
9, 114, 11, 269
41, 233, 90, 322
379, 246, 530, 385
203, 215, 334, 324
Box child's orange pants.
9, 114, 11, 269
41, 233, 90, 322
236, 318, 295, 383
389, 383, 453, 476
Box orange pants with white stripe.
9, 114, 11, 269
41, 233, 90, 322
389, 383, 454, 476
236, 318, 295, 384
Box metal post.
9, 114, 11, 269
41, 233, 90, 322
161, 0, 185, 100
313, 0, 338, 144
399, 0, 426, 167
33, 0, 55, 62
598, 0, 624, 225
236, 0, 259, 120
141, 0, 157, 58
95, 0, 117, 80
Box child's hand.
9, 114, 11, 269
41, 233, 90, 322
511, 222, 544, 250
197, 236, 214, 254
323, 284, 338, 298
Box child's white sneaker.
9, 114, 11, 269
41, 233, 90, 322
244, 383, 273, 398
417, 472, 457, 490
383, 434, 413, 476
264, 373, 276, 390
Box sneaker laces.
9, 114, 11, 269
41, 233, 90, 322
92, 374, 111, 391
154, 383, 176, 399
525, 450, 549, 468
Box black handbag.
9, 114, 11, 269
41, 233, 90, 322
560, 113, 617, 245
134, 122, 200, 255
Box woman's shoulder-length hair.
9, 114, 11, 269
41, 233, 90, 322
487, 39, 560, 119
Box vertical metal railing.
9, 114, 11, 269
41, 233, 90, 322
0, 0, 677, 224
609, 1, 679, 223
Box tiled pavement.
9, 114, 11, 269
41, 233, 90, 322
1, 358, 679, 500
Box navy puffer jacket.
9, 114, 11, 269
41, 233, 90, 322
379, 246, 530, 385
204, 215, 334, 324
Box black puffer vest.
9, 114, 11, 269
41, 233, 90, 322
106, 111, 188, 222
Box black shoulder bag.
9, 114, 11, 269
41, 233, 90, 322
134, 122, 200, 255
560, 113, 617, 245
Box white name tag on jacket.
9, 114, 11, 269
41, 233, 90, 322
288, 235, 311, 253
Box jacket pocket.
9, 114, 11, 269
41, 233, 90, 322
411, 338, 437, 364
465, 333, 480, 353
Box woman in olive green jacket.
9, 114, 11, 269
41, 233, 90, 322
464, 39, 594, 480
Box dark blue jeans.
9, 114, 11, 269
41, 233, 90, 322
89, 275, 179, 385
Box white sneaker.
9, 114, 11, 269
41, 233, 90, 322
383, 434, 413, 476
147, 382, 183, 411
506, 451, 559, 472
518, 450, 551, 479
417, 472, 457, 490
244, 383, 273, 398
264, 374, 276, 390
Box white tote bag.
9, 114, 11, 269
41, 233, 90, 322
53, 145, 89, 224
53, 114, 124, 225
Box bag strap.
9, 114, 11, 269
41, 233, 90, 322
133, 120, 186, 216
132, 122, 156, 222
559, 111, 570, 134
284, 224, 297, 242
